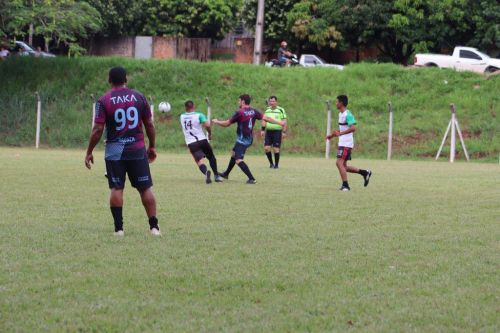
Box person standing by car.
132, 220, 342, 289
0, 45, 10, 59
260, 96, 288, 168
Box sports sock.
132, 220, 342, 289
207, 156, 219, 174
266, 152, 273, 165
148, 216, 159, 230
110, 207, 123, 232
238, 161, 255, 180
342, 181, 349, 188
358, 169, 368, 177
198, 164, 208, 175
274, 152, 280, 167
225, 157, 236, 175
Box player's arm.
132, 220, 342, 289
202, 120, 212, 140
85, 123, 104, 169
212, 118, 232, 127
144, 117, 157, 163
262, 115, 286, 127
326, 125, 356, 140
260, 119, 267, 137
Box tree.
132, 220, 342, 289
87, 0, 242, 39
0, 0, 102, 56
243, 0, 301, 47
469, 0, 500, 54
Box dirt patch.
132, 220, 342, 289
220, 75, 232, 82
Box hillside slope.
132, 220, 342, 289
0, 57, 498, 161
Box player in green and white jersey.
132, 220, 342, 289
326, 95, 371, 191
260, 95, 288, 168
180, 100, 221, 183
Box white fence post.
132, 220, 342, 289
387, 102, 393, 160
450, 104, 456, 163
149, 96, 154, 122
205, 97, 212, 141
325, 100, 332, 159
90, 94, 96, 128
35, 92, 41, 149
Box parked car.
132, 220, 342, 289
299, 54, 344, 70
414, 46, 500, 74
12, 41, 56, 58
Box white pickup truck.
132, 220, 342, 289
414, 46, 500, 74
299, 54, 344, 70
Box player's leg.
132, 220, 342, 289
202, 142, 221, 182
127, 158, 161, 235
335, 147, 350, 191
234, 143, 256, 183
195, 158, 212, 184
272, 131, 282, 169
106, 160, 126, 234
345, 153, 372, 187
264, 131, 274, 167
220, 146, 237, 179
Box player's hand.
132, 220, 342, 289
208, 133, 212, 141
147, 147, 157, 163
283, 132, 287, 138
212, 119, 219, 125
260, 130, 265, 138
333, 130, 340, 137
85, 153, 94, 169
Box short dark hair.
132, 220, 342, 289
239, 94, 251, 105
269, 95, 278, 101
184, 100, 194, 109
337, 95, 348, 107
109, 66, 127, 86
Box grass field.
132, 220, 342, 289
0, 148, 499, 332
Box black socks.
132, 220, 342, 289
149, 216, 159, 230
110, 207, 123, 232
342, 181, 349, 188
266, 152, 273, 165
198, 164, 208, 175
274, 152, 280, 167
207, 156, 218, 175
358, 169, 368, 177
238, 161, 255, 180
225, 157, 236, 175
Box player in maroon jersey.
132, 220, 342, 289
85, 67, 161, 236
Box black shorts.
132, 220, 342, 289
105, 157, 153, 190
232, 142, 250, 160
188, 139, 215, 162
264, 130, 282, 148
336, 146, 352, 161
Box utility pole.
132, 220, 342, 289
253, 0, 265, 65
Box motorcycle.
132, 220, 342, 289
265, 54, 300, 67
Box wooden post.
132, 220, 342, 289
35, 92, 41, 149
253, 0, 265, 65
325, 100, 332, 159
387, 102, 393, 160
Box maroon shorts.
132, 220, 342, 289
336, 146, 352, 161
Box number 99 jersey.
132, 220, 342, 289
95, 87, 151, 161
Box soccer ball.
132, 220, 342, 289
158, 101, 171, 113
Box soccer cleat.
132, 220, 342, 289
246, 179, 257, 184
150, 228, 161, 236
104, 173, 108, 179
269, 164, 274, 168
214, 174, 223, 182
114, 230, 124, 236
339, 186, 350, 192
205, 170, 212, 184
363, 170, 372, 187
273, 165, 279, 169
218, 172, 229, 180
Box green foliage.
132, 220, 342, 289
1, 148, 499, 331
0, 0, 102, 54
243, 0, 301, 46
0, 57, 498, 161
87, 0, 242, 39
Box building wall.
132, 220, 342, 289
90, 37, 134, 57
234, 37, 254, 64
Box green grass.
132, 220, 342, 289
0, 57, 498, 161
1, 147, 499, 332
